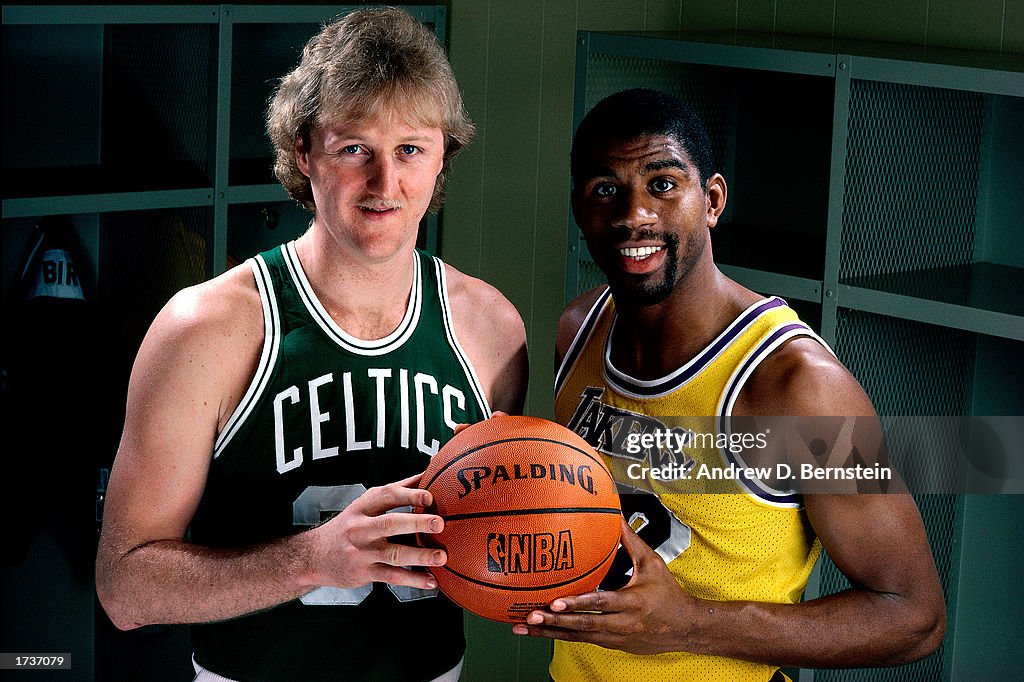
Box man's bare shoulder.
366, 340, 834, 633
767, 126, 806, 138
115, 259, 260, 452
129, 262, 264, 431
556, 285, 608, 363
154, 262, 261, 345
443, 262, 528, 415
738, 337, 875, 418
443, 263, 524, 339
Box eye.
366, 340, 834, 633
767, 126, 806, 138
650, 177, 675, 193
341, 144, 362, 155
594, 183, 617, 198
399, 144, 421, 156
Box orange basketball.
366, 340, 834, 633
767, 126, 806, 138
417, 415, 621, 622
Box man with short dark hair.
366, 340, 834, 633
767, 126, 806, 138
517, 88, 944, 681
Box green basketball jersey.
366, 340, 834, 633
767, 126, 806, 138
190, 242, 491, 681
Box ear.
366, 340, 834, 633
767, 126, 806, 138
705, 173, 727, 229
295, 132, 311, 178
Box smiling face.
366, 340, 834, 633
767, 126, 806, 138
572, 133, 726, 307
295, 111, 444, 263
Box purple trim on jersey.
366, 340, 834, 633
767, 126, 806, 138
718, 321, 809, 505
605, 296, 787, 398
555, 287, 613, 393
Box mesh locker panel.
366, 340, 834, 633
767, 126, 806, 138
102, 208, 211, 360
840, 80, 985, 281
577, 253, 608, 294
814, 309, 972, 682
103, 24, 215, 180
834, 309, 973, 417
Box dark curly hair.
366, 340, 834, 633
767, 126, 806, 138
571, 88, 714, 190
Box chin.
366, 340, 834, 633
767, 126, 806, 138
359, 235, 418, 260
608, 279, 675, 307
606, 258, 679, 308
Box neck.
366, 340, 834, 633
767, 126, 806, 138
293, 227, 416, 340
610, 258, 751, 380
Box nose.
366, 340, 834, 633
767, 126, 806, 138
366, 154, 399, 198
612, 187, 657, 230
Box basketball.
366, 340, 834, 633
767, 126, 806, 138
417, 415, 622, 622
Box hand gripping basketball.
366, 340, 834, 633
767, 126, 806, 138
312, 474, 446, 592
416, 415, 621, 622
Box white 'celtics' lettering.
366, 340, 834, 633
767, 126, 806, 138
367, 368, 390, 447
310, 373, 339, 460
442, 385, 465, 432
275, 386, 302, 473
342, 372, 370, 453
274, 368, 468, 474
414, 373, 439, 455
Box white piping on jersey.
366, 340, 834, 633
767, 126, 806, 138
213, 255, 282, 459
601, 296, 786, 400
554, 287, 613, 396
715, 322, 835, 508
434, 256, 492, 418
281, 242, 422, 356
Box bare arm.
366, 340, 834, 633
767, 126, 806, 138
519, 338, 945, 667
95, 268, 445, 630
446, 264, 528, 416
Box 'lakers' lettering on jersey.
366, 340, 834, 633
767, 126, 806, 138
189, 243, 489, 682
552, 288, 825, 682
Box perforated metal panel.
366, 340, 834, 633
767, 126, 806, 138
840, 80, 986, 281
574, 256, 606, 293
102, 208, 210, 355
834, 309, 974, 417
104, 24, 215, 175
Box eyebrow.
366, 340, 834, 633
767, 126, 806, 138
579, 157, 690, 181
322, 128, 438, 144
643, 158, 688, 174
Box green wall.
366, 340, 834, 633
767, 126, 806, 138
441, 0, 1022, 422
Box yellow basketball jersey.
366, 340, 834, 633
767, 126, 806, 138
552, 289, 824, 682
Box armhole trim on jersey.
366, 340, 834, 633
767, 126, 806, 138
213, 255, 281, 459
434, 257, 492, 418
714, 321, 829, 508
554, 287, 613, 396
282, 242, 422, 356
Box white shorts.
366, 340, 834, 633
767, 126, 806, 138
193, 654, 465, 682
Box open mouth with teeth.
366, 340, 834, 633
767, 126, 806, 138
620, 246, 663, 260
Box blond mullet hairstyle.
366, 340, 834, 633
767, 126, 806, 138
267, 7, 475, 214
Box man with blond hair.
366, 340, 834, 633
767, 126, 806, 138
96, 8, 527, 681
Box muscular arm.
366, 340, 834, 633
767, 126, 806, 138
95, 268, 444, 630
637, 343, 945, 666
523, 337, 946, 667
701, 340, 946, 666
446, 264, 528, 416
